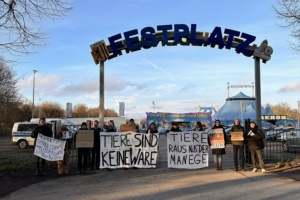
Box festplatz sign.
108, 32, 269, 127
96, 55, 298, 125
90, 24, 273, 63
90, 23, 273, 130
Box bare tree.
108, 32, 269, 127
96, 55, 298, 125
104, 108, 118, 117
73, 104, 89, 118
40, 101, 64, 118
270, 102, 297, 119
0, 0, 73, 61
0, 60, 19, 132
273, 0, 300, 53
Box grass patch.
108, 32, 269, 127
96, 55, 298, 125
0, 156, 34, 173
275, 157, 300, 169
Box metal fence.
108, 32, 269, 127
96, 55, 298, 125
261, 127, 300, 162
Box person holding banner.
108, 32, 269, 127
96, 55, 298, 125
31, 117, 53, 176
106, 121, 116, 132
129, 118, 140, 132
208, 119, 227, 170
193, 121, 204, 131
56, 126, 72, 175
146, 122, 158, 134
246, 121, 267, 173
91, 120, 102, 170
169, 122, 181, 132
230, 118, 246, 171
76, 122, 90, 174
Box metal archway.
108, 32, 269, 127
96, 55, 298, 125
90, 24, 273, 128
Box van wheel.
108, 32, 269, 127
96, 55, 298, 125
18, 140, 28, 149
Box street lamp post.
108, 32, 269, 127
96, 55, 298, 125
39, 98, 42, 118
297, 101, 300, 127
32, 70, 37, 119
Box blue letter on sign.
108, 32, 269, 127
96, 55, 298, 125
108, 33, 124, 55
236, 33, 256, 55
174, 24, 189, 44
190, 24, 204, 45
157, 25, 173, 45
224, 29, 240, 49
206, 26, 224, 49
141, 27, 157, 48
124, 29, 141, 52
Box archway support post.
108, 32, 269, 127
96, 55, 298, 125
254, 57, 262, 129
99, 61, 104, 128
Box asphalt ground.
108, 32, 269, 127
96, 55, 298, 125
3, 135, 300, 200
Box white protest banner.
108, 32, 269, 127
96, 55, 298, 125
167, 131, 209, 169
100, 132, 159, 169
34, 134, 66, 161
209, 128, 225, 149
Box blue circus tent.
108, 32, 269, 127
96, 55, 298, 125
212, 92, 274, 125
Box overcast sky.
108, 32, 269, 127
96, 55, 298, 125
11, 0, 300, 119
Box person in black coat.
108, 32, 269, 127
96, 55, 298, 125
208, 119, 227, 170
106, 121, 116, 132
169, 122, 181, 132
193, 121, 204, 131
31, 117, 53, 176
246, 121, 267, 173
146, 122, 158, 134
91, 120, 102, 170
230, 118, 246, 171
77, 122, 90, 174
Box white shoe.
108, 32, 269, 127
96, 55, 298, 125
252, 168, 257, 172
262, 169, 267, 173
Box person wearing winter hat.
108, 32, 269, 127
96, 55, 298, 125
76, 122, 89, 174
56, 126, 71, 175
208, 119, 227, 170
246, 121, 267, 173
230, 118, 246, 171
31, 117, 53, 176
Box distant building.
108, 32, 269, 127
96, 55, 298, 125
119, 102, 125, 116
66, 102, 72, 118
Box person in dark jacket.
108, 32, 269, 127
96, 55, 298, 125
146, 122, 158, 134
246, 121, 267, 173
106, 121, 116, 132
31, 117, 53, 176
208, 119, 227, 170
230, 118, 246, 171
193, 121, 204, 131
169, 122, 181, 132
77, 122, 90, 174
91, 120, 102, 170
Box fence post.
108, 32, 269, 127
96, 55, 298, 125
244, 118, 251, 164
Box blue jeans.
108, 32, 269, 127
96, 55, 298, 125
214, 154, 222, 163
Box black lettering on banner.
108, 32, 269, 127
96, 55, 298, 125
192, 132, 199, 142
202, 153, 208, 164
188, 144, 209, 153
101, 151, 109, 166
169, 144, 187, 153
201, 132, 208, 143
134, 134, 142, 147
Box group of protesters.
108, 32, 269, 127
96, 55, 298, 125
165, 119, 267, 173
31, 117, 267, 176
208, 118, 267, 173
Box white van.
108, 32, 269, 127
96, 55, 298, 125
11, 122, 52, 149
11, 118, 78, 149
